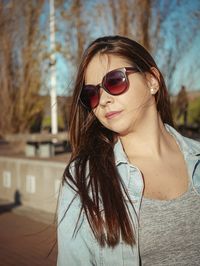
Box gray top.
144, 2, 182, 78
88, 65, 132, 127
139, 182, 200, 265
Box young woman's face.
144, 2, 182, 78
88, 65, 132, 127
84, 54, 158, 136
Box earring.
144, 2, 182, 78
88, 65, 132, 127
150, 88, 155, 94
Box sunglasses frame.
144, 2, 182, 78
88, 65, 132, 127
80, 67, 139, 110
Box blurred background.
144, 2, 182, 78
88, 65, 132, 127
0, 0, 199, 264
0, 0, 200, 138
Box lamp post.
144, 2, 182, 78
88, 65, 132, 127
49, 0, 58, 134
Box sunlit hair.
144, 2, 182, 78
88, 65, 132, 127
62, 35, 174, 247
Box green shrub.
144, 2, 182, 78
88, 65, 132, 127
187, 97, 200, 126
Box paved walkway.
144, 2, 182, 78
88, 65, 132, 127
0, 210, 57, 266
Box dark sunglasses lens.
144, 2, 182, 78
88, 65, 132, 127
80, 85, 99, 109
104, 70, 127, 94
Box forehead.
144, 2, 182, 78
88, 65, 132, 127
85, 53, 131, 85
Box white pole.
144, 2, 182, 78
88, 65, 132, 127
50, 0, 58, 134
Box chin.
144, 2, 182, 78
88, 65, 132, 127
100, 119, 133, 135
107, 126, 131, 136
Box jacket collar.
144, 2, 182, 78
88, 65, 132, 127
165, 124, 200, 158
113, 138, 128, 165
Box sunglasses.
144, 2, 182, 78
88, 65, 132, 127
80, 67, 139, 110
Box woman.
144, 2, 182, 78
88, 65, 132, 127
57, 35, 200, 266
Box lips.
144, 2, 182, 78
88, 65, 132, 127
105, 111, 122, 119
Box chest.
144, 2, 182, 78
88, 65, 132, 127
130, 154, 189, 200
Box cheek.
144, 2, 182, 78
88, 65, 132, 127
118, 88, 146, 109
125, 81, 150, 106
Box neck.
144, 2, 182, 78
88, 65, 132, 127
119, 111, 174, 160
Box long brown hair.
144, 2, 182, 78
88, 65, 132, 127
63, 35, 174, 247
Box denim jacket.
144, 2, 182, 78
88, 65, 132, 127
57, 125, 200, 266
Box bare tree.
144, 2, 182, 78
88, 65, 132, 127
108, 0, 132, 36
97, 0, 157, 52
0, 0, 47, 137
160, 13, 200, 93
56, 0, 87, 67
134, 0, 152, 50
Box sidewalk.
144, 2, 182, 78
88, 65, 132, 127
0, 207, 57, 266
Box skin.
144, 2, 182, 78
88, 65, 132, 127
85, 53, 189, 200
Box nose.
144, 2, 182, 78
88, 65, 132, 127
98, 88, 114, 107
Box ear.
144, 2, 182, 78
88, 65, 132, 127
146, 67, 160, 95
